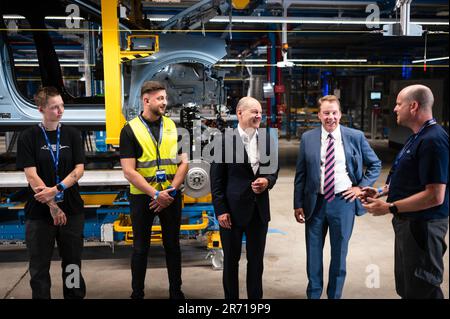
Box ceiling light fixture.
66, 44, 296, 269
411, 56, 449, 63
220, 59, 266, 62
14, 63, 94, 67
44, 16, 84, 20
17, 49, 84, 53
14, 58, 86, 62
2, 15, 84, 20
290, 59, 367, 62
216, 64, 268, 67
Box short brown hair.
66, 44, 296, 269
318, 95, 341, 111
34, 86, 61, 107
140, 81, 166, 97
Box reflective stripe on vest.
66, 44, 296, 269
136, 158, 176, 168
128, 115, 178, 194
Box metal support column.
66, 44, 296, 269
101, 0, 125, 146
269, 31, 277, 127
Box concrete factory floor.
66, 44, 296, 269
0, 139, 448, 299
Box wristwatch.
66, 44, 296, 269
153, 190, 160, 200
56, 182, 67, 192
167, 185, 177, 197
388, 203, 398, 215
377, 187, 384, 196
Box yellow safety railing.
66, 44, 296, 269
113, 211, 210, 233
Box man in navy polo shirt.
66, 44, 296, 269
361, 84, 448, 299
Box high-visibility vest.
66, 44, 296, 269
128, 115, 178, 194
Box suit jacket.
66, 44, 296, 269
211, 128, 279, 227
294, 125, 381, 220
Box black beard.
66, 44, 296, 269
151, 108, 163, 117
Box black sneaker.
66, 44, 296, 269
131, 291, 144, 299
169, 290, 185, 300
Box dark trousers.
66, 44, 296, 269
25, 214, 86, 299
129, 193, 182, 299
305, 194, 355, 299
220, 208, 268, 299
392, 216, 448, 299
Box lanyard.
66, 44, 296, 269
386, 118, 437, 185
39, 123, 61, 183
139, 115, 163, 169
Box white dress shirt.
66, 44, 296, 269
238, 125, 259, 175
320, 125, 352, 194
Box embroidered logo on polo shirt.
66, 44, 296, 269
41, 145, 70, 152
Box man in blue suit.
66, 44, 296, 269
293, 95, 381, 299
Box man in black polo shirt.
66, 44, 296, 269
361, 84, 448, 299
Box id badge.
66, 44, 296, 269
155, 169, 167, 183
55, 192, 64, 203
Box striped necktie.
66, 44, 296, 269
324, 133, 335, 202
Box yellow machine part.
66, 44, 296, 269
183, 194, 212, 204
101, 0, 125, 145
125, 35, 159, 52
100, 0, 158, 145
125, 232, 163, 244
232, 0, 250, 9
80, 193, 118, 206
206, 231, 222, 249
120, 35, 159, 62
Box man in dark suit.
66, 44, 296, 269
211, 96, 279, 299
294, 95, 381, 299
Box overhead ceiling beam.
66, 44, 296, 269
147, 15, 449, 26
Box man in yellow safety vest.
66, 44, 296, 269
120, 81, 188, 299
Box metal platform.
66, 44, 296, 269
0, 170, 128, 188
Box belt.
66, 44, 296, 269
318, 191, 345, 197
394, 214, 423, 221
